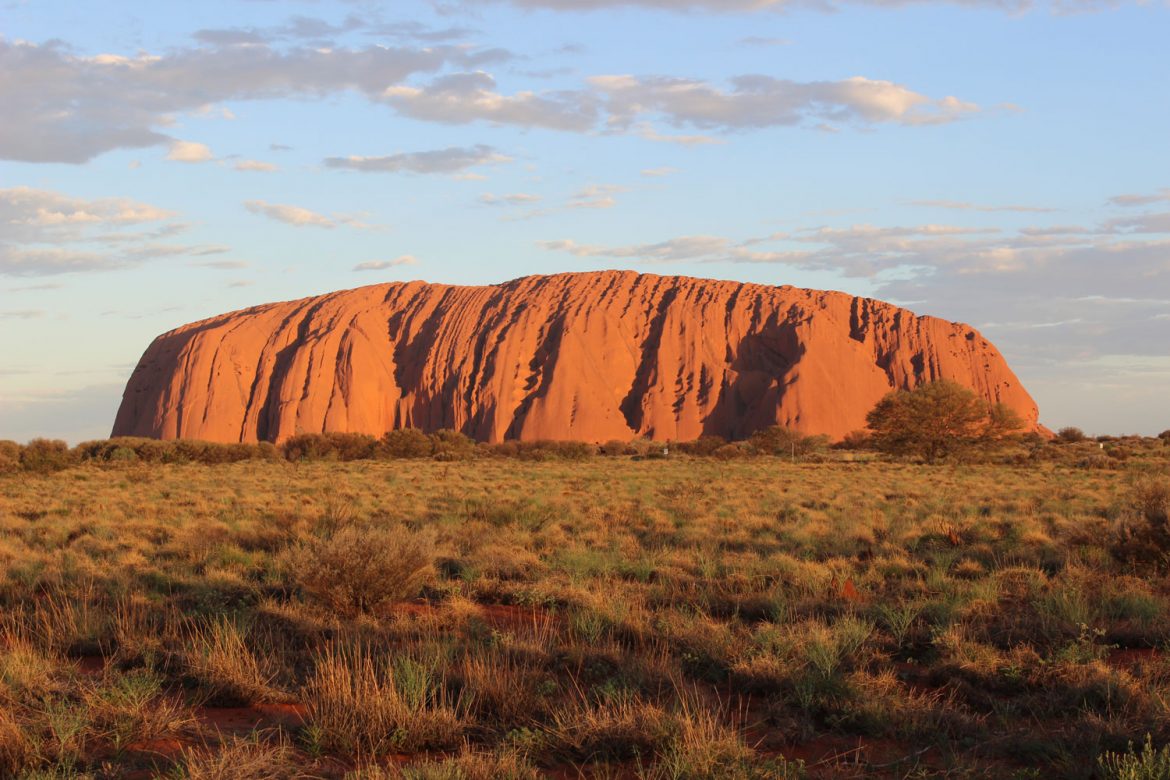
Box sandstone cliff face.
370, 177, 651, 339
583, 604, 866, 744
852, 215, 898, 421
112, 271, 1040, 443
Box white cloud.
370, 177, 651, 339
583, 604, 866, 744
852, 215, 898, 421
567, 184, 625, 209
0, 186, 218, 276
641, 166, 680, 177
166, 140, 215, 163
594, 74, 980, 131
383, 72, 598, 131
0, 37, 509, 163
469, 0, 1051, 12
480, 192, 543, 205
634, 122, 724, 146
3, 36, 987, 163
243, 200, 335, 228
324, 145, 511, 174
1108, 188, 1170, 208
353, 255, 419, 271
909, 199, 1057, 213
233, 159, 279, 172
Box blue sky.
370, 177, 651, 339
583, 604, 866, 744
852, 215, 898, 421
2, 0, 1168, 441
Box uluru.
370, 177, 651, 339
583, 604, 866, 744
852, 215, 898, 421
111, 270, 1039, 444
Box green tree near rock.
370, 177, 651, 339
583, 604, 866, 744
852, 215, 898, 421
865, 381, 1024, 463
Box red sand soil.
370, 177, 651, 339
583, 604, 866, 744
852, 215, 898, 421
112, 270, 1040, 443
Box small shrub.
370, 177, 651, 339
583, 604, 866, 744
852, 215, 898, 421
1111, 479, 1170, 568
748, 427, 829, 459
281, 432, 377, 462
0, 440, 24, 473
429, 429, 476, 461
1056, 426, 1087, 443
288, 524, 435, 616
19, 438, 76, 473
1098, 735, 1170, 780
380, 429, 433, 459
676, 436, 728, 456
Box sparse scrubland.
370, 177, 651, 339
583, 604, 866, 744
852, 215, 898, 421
1, 431, 1169, 778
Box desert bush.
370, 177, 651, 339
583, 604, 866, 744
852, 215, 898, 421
1098, 735, 1170, 780
1111, 479, 1170, 568
19, 438, 76, 473
599, 439, 636, 456
675, 436, 728, 456
865, 381, 1024, 462
1159, 430, 1170, 444
833, 430, 872, 450
748, 427, 829, 459
288, 524, 435, 616
484, 440, 595, 460
1056, 426, 1087, 443
281, 432, 377, 462
0, 441, 19, 474
429, 429, 477, 461
380, 429, 433, 459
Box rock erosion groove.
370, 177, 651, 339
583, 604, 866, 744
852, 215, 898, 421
112, 271, 1041, 442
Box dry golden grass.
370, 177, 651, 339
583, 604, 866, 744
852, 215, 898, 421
0, 436, 1167, 777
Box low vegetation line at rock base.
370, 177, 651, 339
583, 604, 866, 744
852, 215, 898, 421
1, 444, 1169, 777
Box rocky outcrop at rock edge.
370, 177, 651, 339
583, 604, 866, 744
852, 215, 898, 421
112, 271, 1040, 443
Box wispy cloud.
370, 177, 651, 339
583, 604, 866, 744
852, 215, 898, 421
244, 200, 335, 228
909, 199, 1057, 213
324, 145, 510, 174
1108, 187, 1170, 208
233, 159, 279, 172
480, 192, 542, 206
0, 186, 219, 276
353, 255, 419, 271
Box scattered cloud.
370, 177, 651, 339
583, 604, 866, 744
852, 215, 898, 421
641, 166, 679, 177
383, 72, 598, 131
0, 309, 46, 320
909, 199, 1057, 213
568, 184, 625, 209
3, 33, 988, 164
480, 192, 543, 205
353, 255, 419, 271
466, 0, 1081, 13
593, 74, 981, 131
233, 159, 279, 172
634, 122, 724, 146
0, 37, 511, 163
0, 186, 219, 276
166, 140, 215, 163
324, 144, 510, 174
1108, 187, 1170, 207
194, 259, 250, 270
243, 200, 335, 228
